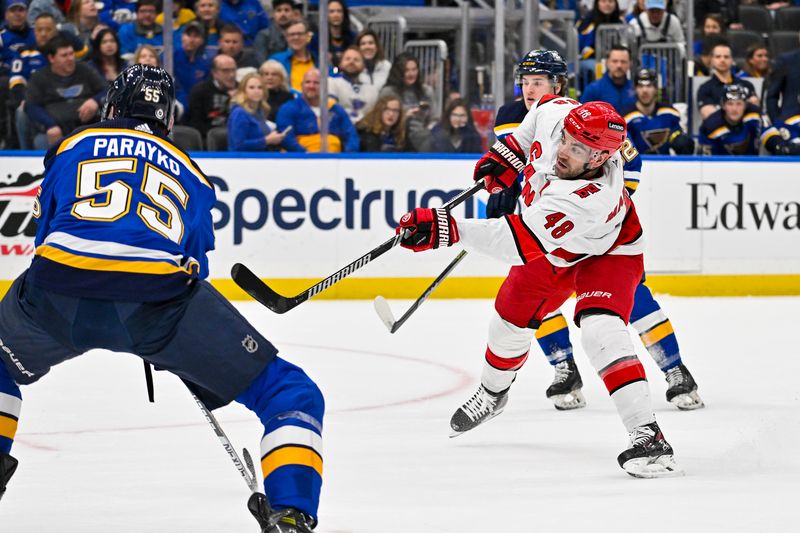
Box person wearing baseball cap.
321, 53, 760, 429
623, 67, 694, 154
629, 0, 685, 47
174, 19, 212, 108
1, 0, 35, 66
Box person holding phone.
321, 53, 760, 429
227, 72, 288, 151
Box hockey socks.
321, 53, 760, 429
0, 362, 21, 455
235, 357, 324, 520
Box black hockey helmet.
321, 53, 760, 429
515, 49, 568, 91
634, 68, 657, 87
103, 64, 176, 132
721, 84, 748, 104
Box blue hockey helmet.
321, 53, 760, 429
721, 83, 749, 104
103, 64, 176, 132
515, 49, 568, 93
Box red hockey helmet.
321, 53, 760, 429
563, 102, 627, 153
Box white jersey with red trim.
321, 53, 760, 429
458, 95, 644, 267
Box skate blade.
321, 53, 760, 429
622, 456, 685, 479
671, 391, 705, 411
449, 408, 505, 438
550, 389, 587, 411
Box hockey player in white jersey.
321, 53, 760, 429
395, 98, 681, 478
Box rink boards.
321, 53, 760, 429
1, 153, 798, 297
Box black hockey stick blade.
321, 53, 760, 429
374, 249, 468, 334
231, 262, 300, 314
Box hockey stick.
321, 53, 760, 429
374, 249, 468, 333
232, 178, 486, 314
191, 392, 260, 493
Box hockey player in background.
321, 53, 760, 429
396, 97, 682, 478
698, 84, 761, 156
490, 50, 703, 412
0, 65, 322, 533
761, 114, 800, 155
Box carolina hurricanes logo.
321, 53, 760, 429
401, 212, 412, 223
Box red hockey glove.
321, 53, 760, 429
473, 134, 526, 194
396, 207, 459, 252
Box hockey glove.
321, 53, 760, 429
669, 131, 695, 155
485, 179, 521, 218
397, 207, 459, 252
776, 140, 800, 156
473, 134, 526, 194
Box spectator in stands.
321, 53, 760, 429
576, 0, 625, 88
194, 0, 223, 50
188, 53, 236, 138
697, 42, 758, 119
693, 14, 724, 58
428, 97, 482, 153
270, 19, 317, 92
698, 84, 761, 155
227, 72, 287, 151
253, 0, 294, 64
174, 21, 211, 108
580, 44, 636, 112
156, 0, 196, 32
379, 52, 438, 151
761, 116, 800, 155
118, 0, 163, 56
693, 34, 727, 75
694, 0, 741, 29
219, 0, 269, 46
276, 68, 359, 152
356, 29, 391, 89
1, 0, 35, 70
88, 27, 125, 82
742, 44, 770, 79
11, 12, 89, 148
311, 0, 355, 69
26, 0, 70, 27
356, 95, 408, 152
629, 0, 685, 48
258, 59, 293, 122
328, 46, 378, 123
623, 68, 694, 154
218, 23, 260, 74
96, 0, 137, 28
25, 35, 107, 149
133, 43, 160, 66
766, 45, 800, 122
66, 0, 108, 51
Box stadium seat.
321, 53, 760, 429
206, 126, 228, 152
727, 29, 765, 61
171, 125, 203, 152
738, 5, 774, 34
775, 7, 800, 31
769, 31, 800, 59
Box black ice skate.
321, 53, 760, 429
545, 359, 587, 410
617, 422, 683, 478
248, 492, 315, 533
664, 364, 704, 410
0, 453, 18, 502
450, 384, 508, 437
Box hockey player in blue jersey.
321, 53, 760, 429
698, 84, 761, 156
0, 65, 323, 533
623, 68, 695, 155
489, 50, 704, 411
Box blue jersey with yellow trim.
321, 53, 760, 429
761, 115, 800, 154
494, 98, 643, 194
28, 119, 216, 302
623, 102, 682, 155
698, 105, 761, 156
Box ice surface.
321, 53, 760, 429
3, 296, 798, 532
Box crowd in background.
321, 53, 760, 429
0, 0, 798, 155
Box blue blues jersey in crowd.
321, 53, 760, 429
623, 102, 682, 155
698, 104, 761, 156
0, 25, 34, 74
8, 46, 46, 101
28, 119, 216, 302
494, 98, 643, 193
761, 114, 800, 154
